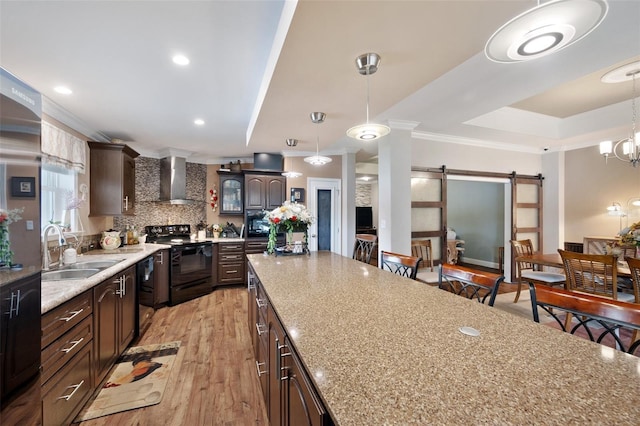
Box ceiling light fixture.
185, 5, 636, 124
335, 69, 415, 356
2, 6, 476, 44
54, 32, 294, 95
172, 54, 190, 66
305, 112, 332, 166
347, 53, 390, 141
194, 118, 205, 126
285, 138, 298, 147
484, 0, 608, 63
282, 171, 302, 178
599, 61, 640, 167
54, 86, 72, 95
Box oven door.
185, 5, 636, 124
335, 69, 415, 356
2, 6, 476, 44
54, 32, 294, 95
171, 243, 213, 286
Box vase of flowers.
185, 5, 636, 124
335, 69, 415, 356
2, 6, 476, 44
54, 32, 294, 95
0, 208, 24, 267
616, 222, 640, 257
264, 201, 313, 254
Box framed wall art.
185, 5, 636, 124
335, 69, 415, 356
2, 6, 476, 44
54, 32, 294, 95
10, 176, 36, 198
291, 187, 305, 202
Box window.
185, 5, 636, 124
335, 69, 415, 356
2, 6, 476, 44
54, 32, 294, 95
41, 164, 77, 232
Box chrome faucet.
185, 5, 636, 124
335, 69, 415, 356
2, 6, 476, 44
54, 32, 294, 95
42, 224, 66, 270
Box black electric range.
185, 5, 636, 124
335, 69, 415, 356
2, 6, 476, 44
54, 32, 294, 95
145, 225, 213, 305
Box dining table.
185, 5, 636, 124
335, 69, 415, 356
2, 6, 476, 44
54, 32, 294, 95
517, 252, 631, 277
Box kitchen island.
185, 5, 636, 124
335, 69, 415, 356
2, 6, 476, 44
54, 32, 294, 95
247, 252, 640, 425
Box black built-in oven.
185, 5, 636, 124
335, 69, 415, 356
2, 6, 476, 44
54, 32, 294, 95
170, 242, 213, 305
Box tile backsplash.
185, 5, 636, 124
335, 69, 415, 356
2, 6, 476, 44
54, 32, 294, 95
113, 157, 207, 233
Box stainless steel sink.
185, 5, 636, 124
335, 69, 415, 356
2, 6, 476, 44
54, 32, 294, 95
67, 260, 122, 269
42, 269, 101, 281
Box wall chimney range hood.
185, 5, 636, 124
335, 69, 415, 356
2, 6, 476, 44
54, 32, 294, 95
159, 156, 196, 204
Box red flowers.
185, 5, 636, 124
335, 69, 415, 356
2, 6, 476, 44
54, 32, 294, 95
290, 216, 297, 222
273, 217, 281, 224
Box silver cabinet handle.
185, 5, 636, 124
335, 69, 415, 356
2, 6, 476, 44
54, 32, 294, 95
124, 196, 129, 211
279, 342, 291, 382
57, 380, 84, 401
5, 290, 20, 319
59, 308, 84, 322
226, 270, 238, 274
255, 297, 267, 308
115, 276, 125, 297
255, 361, 267, 377
61, 338, 84, 353
255, 322, 266, 336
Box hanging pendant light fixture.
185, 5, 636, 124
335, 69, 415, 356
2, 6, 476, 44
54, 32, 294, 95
304, 112, 332, 166
485, 0, 608, 63
282, 139, 303, 178
599, 61, 640, 167
347, 53, 390, 141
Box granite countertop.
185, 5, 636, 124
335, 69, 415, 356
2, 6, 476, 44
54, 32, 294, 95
247, 252, 640, 425
41, 243, 170, 314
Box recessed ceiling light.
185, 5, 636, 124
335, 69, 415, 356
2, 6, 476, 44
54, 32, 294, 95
194, 119, 205, 126
172, 54, 190, 66
54, 86, 72, 95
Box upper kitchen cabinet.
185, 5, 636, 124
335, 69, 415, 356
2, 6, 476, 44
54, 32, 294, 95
88, 142, 139, 216
244, 171, 286, 210
217, 172, 244, 215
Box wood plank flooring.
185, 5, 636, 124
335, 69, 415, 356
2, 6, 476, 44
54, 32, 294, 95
74, 286, 268, 426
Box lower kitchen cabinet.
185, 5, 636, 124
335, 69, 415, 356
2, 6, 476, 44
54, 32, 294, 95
248, 265, 331, 426
93, 265, 136, 385
40, 289, 94, 426
217, 242, 245, 286
0, 271, 41, 400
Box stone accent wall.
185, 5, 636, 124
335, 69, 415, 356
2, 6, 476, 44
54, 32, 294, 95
113, 157, 207, 233
356, 183, 371, 207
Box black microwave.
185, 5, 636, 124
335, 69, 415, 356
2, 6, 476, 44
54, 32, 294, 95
246, 210, 271, 238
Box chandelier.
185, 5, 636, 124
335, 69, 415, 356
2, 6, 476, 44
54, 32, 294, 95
484, 0, 608, 63
346, 53, 390, 141
599, 61, 640, 167
304, 112, 332, 166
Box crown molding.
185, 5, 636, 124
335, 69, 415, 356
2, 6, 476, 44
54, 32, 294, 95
42, 96, 110, 142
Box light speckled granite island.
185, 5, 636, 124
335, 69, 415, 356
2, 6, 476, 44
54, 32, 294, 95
247, 252, 640, 425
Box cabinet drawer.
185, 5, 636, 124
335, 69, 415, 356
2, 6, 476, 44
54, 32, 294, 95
42, 291, 92, 350
41, 342, 93, 426
220, 253, 244, 262
219, 243, 244, 253
219, 262, 244, 283
245, 240, 268, 254
41, 315, 92, 385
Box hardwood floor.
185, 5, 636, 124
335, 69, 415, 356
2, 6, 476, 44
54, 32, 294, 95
74, 286, 268, 426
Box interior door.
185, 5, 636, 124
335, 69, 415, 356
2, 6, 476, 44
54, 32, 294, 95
306, 178, 341, 254
510, 174, 544, 281
410, 169, 446, 264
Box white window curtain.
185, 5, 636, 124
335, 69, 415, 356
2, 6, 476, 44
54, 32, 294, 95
41, 121, 86, 173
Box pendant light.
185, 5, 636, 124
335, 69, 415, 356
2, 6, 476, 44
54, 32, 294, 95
304, 112, 332, 166
485, 0, 608, 63
599, 61, 640, 167
282, 139, 303, 178
347, 53, 390, 141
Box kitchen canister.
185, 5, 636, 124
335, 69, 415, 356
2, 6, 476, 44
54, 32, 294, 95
63, 248, 77, 264
100, 230, 121, 250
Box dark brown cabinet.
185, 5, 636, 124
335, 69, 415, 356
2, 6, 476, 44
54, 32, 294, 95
88, 141, 139, 216
248, 266, 331, 426
217, 242, 245, 286
245, 172, 286, 210
218, 172, 244, 215
140, 249, 169, 308
0, 272, 41, 400
40, 289, 93, 426
93, 265, 136, 384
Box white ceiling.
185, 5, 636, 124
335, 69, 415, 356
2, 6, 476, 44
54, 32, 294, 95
1, 0, 639, 165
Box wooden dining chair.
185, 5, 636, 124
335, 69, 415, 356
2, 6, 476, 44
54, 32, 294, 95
511, 239, 565, 303
439, 263, 504, 306
623, 256, 640, 344
352, 234, 377, 264
380, 251, 421, 280
411, 239, 439, 284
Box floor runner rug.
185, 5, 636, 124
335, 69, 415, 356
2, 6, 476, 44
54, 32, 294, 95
75, 341, 181, 422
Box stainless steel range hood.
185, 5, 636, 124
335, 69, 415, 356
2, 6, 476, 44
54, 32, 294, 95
159, 156, 196, 204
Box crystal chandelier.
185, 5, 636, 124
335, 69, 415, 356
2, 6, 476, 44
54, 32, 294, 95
346, 53, 390, 141
304, 112, 332, 166
599, 62, 640, 167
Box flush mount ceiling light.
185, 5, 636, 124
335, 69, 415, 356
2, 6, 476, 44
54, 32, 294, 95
347, 53, 390, 141
172, 54, 190, 66
485, 0, 608, 63
54, 86, 72, 95
599, 61, 640, 167
305, 112, 332, 166
194, 118, 205, 126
